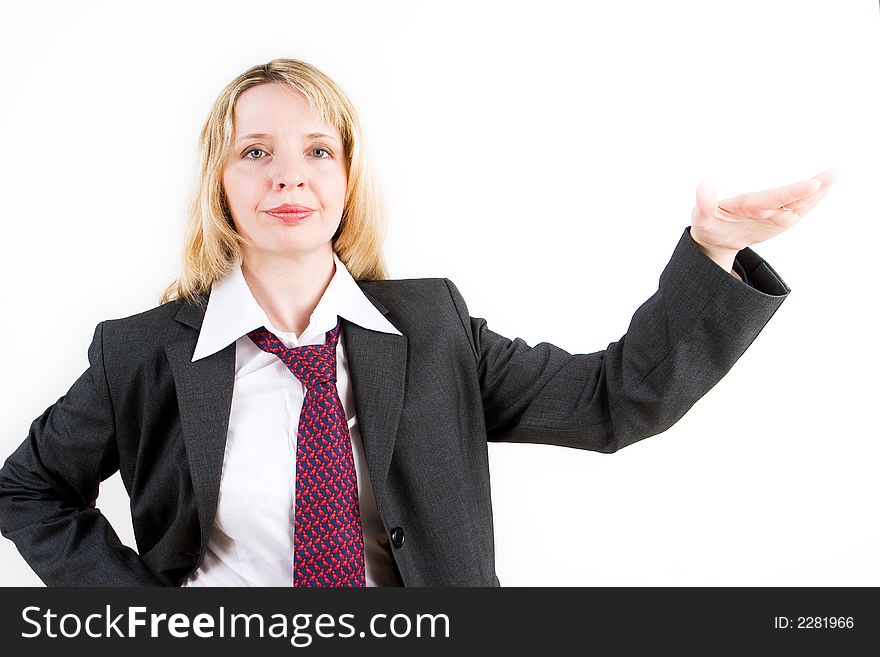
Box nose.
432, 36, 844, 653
270, 151, 307, 189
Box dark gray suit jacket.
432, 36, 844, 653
0, 228, 789, 586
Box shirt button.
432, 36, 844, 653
390, 527, 405, 549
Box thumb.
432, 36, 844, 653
694, 180, 719, 219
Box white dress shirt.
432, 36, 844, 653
181, 251, 403, 587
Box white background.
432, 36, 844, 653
1, 0, 878, 586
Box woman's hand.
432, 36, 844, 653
690, 168, 838, 273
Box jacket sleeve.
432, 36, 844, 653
0, 321, 162, 585
445, 227, 791, 452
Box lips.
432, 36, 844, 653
267, 203, 314, 213
265, 203, 315, 222
266, 210, 314, 223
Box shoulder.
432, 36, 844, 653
100, 297, 203, 349
357, 276, 467, 300
356, 277, 475, 352
356, 277, 471, 317
107, 298, 189, 323
357, 276, 447, 299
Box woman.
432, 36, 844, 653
0, 58, 835, 587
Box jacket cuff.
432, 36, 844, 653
730, 241, 791, 297
680, 226, 790, 295
657, 227, 790, 340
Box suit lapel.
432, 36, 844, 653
340, 315, 408, 510
165, 284, 408, 551
166, 298, 235, 554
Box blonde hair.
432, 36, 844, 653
159, 58, 389, 306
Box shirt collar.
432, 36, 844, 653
191, 251, 400, 362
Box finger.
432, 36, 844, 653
783, 169, 838, 211
783, 185, 829, 211
695, 180, 719, 219
732, 178, 822, 213
782, 183, 824, 210
781, 169, 837, 208
809, 168, 840, 187
767, 208, 804, 231
785, 186, 832, 216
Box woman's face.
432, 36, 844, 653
222, 82, 348, 262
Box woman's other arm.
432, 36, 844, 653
0, 321, 162, 586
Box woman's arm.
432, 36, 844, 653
0, 322, 162, 586
445, 170, 834, 450
446, 227, 789, 451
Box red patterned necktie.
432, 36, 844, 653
247, 319, 366, 587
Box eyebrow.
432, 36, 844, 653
235, 131, 339, 143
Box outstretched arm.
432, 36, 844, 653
446, 170, 836, 452
446, 231, 786, 451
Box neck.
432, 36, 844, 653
240, 245, 336, 339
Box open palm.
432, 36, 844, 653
691, 168, 838, 255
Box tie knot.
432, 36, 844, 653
247, 321, 341, 389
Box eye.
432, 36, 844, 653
311, 147, 332, 159
244, 148, 266, 160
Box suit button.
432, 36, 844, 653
390, 527, 405, 549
